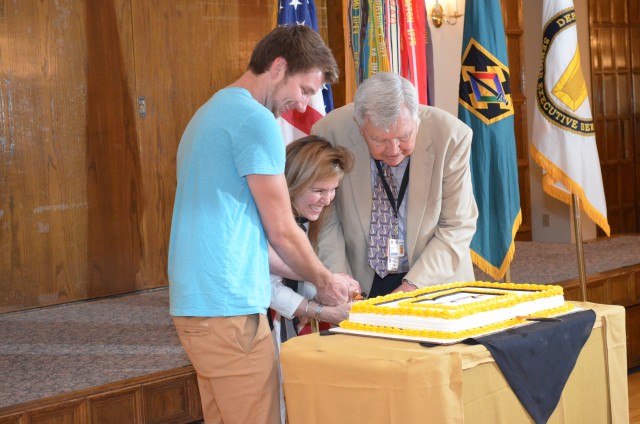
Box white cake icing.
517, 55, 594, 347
338, 282, 574, 341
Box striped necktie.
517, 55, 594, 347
367, 163, 398, 278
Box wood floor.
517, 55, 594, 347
631, 369, 640, 424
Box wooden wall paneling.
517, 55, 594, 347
85, 0, 143, 298
128, 0, 276, 289
587, 279, 609, 303
28, 399, 86, 424
609, 268, 637, 305
632, 0, 640, 233
0, 0, 20, 312
0, 414, 24, 424
88, 387, 142, 424
315, 0, 331, 56
628, 304, 640, 368
142, 373, 201, 423
324, 0, 347, 109
589, 0, 638, 235
563, 285, 581, 301
0, 367, 202, 423
0, 1, 89, 312
564, 277, 608, 303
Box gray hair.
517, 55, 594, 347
353, 72, 419, 130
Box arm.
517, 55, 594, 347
271, 275, 356, 324
270, 274, 305, 320
393, 280, 418, 293
248, 173, 349, 306
268, 244, 303, 281
404, 126, 478, 287
291, 298, 352, 326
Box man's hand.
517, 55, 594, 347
315, 273, 352, 306
336, 272, 361, 294
392, 279, 418, 294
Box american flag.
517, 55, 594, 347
276, 0, 334, 142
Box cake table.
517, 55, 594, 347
280, 301, 628, 423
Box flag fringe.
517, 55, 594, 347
471, 210, 522, 280
530, 143, 611, 236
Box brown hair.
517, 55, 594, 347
285, 135, 354, 247
248, 25, 339, 85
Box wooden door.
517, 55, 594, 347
0, 0, 277, 313
126, 0, 276, 292
589, 0, 640, 234
0, 0, 90, 310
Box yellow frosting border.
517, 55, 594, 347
340, 281, 574, 339
349, 281, 564, 319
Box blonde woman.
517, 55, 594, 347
270, 135, 358, 343
269, 136, 359, 423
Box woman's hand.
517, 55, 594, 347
320, 302, 353, 325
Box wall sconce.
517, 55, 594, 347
431, 0, 464, 28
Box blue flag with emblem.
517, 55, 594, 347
458, 0, 521, 280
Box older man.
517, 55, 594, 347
312, 72, 478, 298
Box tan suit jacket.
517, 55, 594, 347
312, 104, 478, 295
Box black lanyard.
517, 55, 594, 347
374, 159, 410, 218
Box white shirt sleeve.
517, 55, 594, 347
270, 274, 306, 320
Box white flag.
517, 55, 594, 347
531, 0, 610, 236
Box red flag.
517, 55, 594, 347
398, 0, 428, 104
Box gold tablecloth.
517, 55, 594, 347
280, 302, 628, 423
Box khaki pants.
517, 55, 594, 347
173, 314, 280, 424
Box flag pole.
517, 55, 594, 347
503, 266, 512, 283
571, 194, 588, 301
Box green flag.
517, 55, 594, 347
458, 0, 521, 280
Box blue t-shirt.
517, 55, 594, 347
168, 88, 285, 317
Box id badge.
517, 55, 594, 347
387, 238, 405, 258
387, 256, 399, 272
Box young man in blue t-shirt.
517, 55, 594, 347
168, 25, 357, 423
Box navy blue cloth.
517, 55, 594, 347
469, 309, 596, 424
